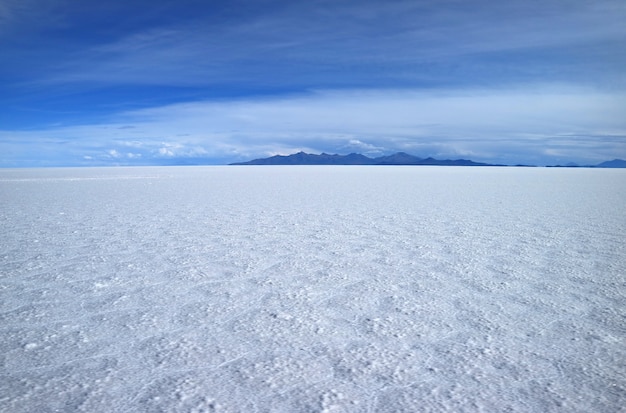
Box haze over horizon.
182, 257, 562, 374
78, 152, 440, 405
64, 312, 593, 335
1, 0, 625, 167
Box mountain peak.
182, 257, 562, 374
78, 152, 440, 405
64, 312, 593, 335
595, 159, 626, 168
374, 152, 423, 165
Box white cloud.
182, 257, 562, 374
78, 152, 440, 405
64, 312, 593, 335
108, 149, 121, 158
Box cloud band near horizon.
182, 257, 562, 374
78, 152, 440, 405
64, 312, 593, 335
2, 86, 625, 167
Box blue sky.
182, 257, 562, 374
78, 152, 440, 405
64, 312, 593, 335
1, 0, 625, 166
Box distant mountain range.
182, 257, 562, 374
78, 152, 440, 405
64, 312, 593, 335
595, 159, 626, 168
230, 152, 499, 166
230, 152, 626, 168
546, 159, 626, 168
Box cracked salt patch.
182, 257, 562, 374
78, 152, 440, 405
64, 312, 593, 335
1, 166, 625, 412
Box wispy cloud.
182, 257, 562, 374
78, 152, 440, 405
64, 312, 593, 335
24, 0, 625, 89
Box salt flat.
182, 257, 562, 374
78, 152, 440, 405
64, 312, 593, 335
1, 166, 624, 412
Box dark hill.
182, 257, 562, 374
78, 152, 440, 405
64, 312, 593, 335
230, 152, 498, 166
231, 151, 375, 165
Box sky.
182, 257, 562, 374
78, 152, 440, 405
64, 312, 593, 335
1, 0, 625, 167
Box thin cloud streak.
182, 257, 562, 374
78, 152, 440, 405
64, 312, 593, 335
27, 0, 626, 89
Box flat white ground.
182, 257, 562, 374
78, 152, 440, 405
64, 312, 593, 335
1, 166, 624, 412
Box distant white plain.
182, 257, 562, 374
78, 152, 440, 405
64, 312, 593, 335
1, 166, 624, 412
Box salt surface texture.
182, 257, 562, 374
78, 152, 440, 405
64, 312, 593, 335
1, 166, 624, 412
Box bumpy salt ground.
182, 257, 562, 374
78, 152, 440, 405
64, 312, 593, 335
1, 166, 624, 412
